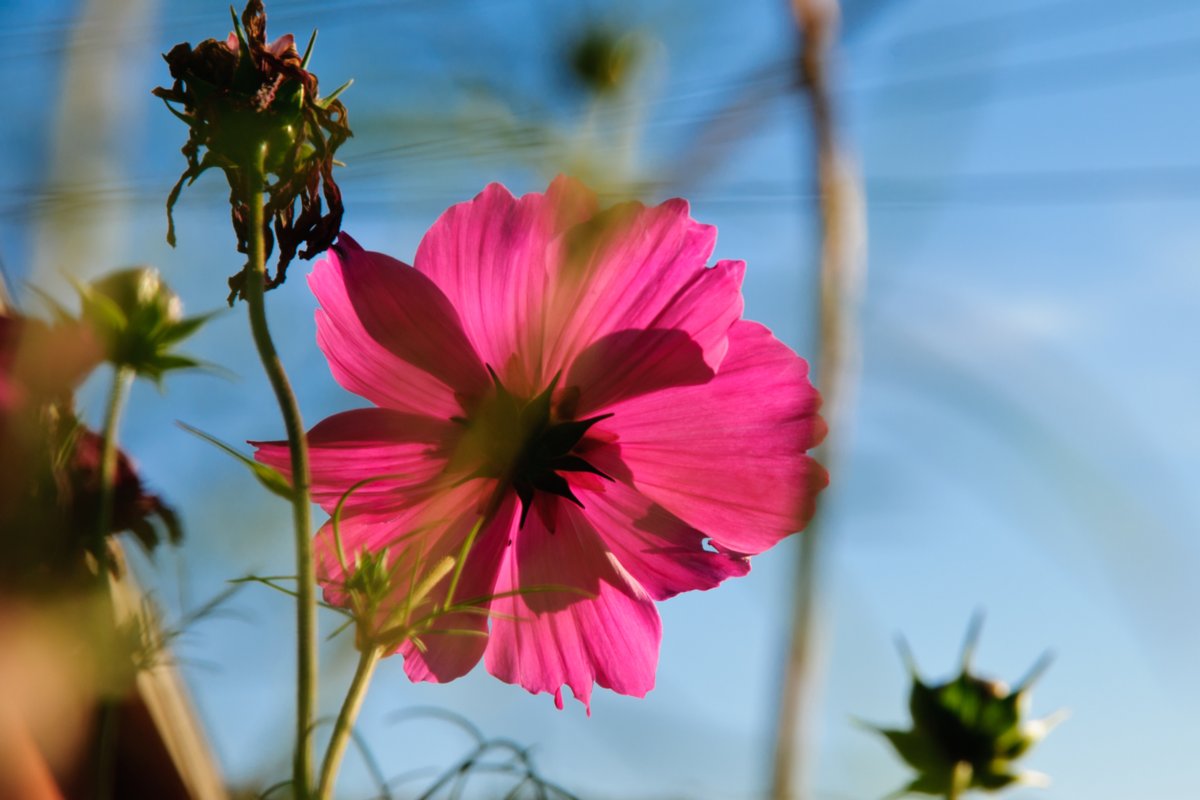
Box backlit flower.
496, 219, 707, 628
255, 177, 827, 710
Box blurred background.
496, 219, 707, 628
2, 0, 1199, 797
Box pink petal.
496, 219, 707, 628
484, 497, 662, 712
565, 328, 713, 416
573, 458, 751, 600
252, 409, 456, 514
266, 33, 295, 57
605, 321, 828, 555
542, 200, 736, 378
413, 178, 596, 397
311, 235, 488, 417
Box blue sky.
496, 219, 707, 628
3, 0, 1200, 797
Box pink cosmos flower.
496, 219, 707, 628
255, 177, 827, 711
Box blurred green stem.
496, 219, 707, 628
316, 644, 383, 800
94, 364, 132, 800
947, 761, 972, 800
244, 149, 316, 797
96, 365, 133, 551
94, 697, 119, 800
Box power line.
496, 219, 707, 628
7, 165, 1200, 222
846, 33, 1200, 115
878, 0, 1198, 66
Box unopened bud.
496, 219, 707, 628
872, 617, 1063, 797
78, 267, 212, 383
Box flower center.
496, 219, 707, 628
454, 368, 611, 527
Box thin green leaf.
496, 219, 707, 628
229, 575, 300, 599
152, 354, 203, 372
300, 28, 317, 69
230, 575, 348, 615
74, 281, 128, 332
177, 421, 294, 499
325, 617, 355, 641
259, 779, 293, 800
229, 5, 250, 54
24, 284, 75, 323
159, 310, 221, 345
420, 628, 488, 638
330, 472, 417, 574
320, 78, 353, 107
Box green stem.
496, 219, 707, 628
94, 699, 119, 800
93, 365, 131, 800
947, 761, 972, 800
244, 155, 316, 797
95, 366, 134, 553
316, 644, 383, 800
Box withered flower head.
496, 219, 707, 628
153, 0, 352, 304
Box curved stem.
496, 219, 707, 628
243, 155, 316, 796
316, 644, 383, 800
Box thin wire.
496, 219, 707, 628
880, 0, 1197, 64
847, 33, 1200, 114
11, 165, 1200, 224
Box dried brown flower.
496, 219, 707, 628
153, 0, 352, 303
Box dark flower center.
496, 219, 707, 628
454, 369, 611, 527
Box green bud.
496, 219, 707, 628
77, 267, 215, 383
872, 617, 1063, 798
344, 547, 393, 610
341, 547, 401, 649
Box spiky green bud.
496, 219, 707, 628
77, 267, 213, 384
872, 616, 1064, 798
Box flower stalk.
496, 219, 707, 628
316, 644, 383, 800
772, 0, 864, 797
243, 146, 317, 795
948, 762, 971, 800
95, 365, 134, 554
93, 364, 133, 800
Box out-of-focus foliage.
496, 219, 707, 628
0, 308, 180, 588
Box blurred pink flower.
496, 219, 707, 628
255, 177, 827, 711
